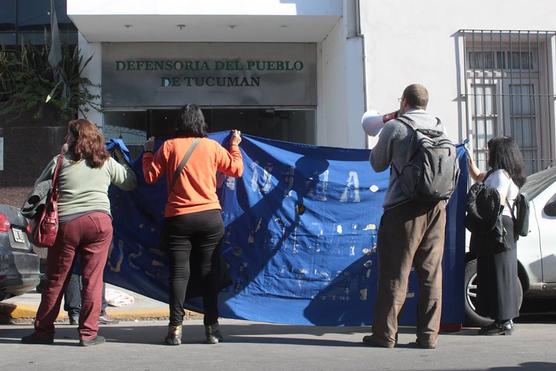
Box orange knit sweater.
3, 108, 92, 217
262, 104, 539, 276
142, 137, 243, 217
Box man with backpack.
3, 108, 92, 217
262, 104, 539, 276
362, 84, 458, 349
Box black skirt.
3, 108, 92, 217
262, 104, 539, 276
475, 215, 520, 321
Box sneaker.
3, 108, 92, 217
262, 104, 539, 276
21, 333, 54, 345
79, 335, 106, 347
99, 315, 119, 325
362, 334, 396, 348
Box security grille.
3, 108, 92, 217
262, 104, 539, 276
458, 30, 556, 174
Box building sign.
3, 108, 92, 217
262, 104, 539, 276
102, 43, 316, 107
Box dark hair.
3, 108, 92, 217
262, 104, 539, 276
487, 136, 527, 187
68, 119, 110, 168
175, 104, 208, 137
402, 83, 429, 109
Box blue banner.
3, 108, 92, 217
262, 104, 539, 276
105, 132, 467, 326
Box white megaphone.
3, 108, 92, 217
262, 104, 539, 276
361, 110, 399, 137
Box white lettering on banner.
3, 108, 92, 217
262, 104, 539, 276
261, 164, 273, 194
291, 225, 299, 254
249, 162, 274, 194
307, 170, 329, 201
340, 171, 361, 203
249, 162, 260, 193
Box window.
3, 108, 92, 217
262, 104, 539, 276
459, 30, 556, 175
0, 0, 16, 32
0, 0, 77, 48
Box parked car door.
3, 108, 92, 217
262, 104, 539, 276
535, 182, 556, 282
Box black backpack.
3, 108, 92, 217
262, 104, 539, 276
507, 192, 530, 238
395, 116, 460, 202
465, 181, 501, 233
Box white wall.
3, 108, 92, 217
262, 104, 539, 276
360, 0, 556, 144
317, 2, 366, 149
78, 33, 103, 126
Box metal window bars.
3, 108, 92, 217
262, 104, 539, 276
458, 29, 556, 174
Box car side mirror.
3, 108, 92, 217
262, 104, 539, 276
544, 195, 556, 217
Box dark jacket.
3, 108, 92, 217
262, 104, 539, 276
21, 179, 52, 219
465, 182, 512, 256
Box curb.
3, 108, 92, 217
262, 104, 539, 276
0, 303, 39, 321
0, 302, 171, 323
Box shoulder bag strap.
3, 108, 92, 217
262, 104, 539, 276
504, 177, 517, 221
50, 152, 65, 200
171, 138, 201, 193
390, 115, 416, 176
396, 115, 416, 131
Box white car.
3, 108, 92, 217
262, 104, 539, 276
465, 166, 556, 325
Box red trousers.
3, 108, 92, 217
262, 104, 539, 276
34, 212, 112, 340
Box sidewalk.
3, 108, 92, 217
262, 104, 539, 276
0, 284, 177, 323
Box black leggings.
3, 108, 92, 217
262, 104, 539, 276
162, 209, 225, 326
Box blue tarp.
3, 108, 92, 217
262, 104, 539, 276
105, 132, 468, 326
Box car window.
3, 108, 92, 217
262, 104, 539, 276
545, 193, 556, 217
522, 167, 556, 200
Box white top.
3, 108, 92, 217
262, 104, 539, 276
484, 169, 519, 217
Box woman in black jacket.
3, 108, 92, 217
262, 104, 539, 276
467, 136, 526, 335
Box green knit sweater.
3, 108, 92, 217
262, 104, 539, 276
35, 154, 137, 217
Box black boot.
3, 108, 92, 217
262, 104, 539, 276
164, 324, 182, 345
21, 332, 54, 345
479, 320, 513, 335
205, 323, 223, 344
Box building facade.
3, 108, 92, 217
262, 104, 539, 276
1, 0, 555, 182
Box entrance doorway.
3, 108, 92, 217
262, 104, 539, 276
103, 108, 316, 160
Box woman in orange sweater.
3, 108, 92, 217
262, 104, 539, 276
142, 104, 243, 345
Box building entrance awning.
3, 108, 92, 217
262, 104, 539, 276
67, 0, 343, 43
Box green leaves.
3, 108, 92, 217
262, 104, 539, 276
0, 43, 100, 124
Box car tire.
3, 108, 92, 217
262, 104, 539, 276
464, 258, 523, 327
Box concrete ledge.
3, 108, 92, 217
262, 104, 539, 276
0, 297, 209, 324
0, 303, 40, 321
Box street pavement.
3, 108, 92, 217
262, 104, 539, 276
1, 288, 555, 370
0, 318, 555, 371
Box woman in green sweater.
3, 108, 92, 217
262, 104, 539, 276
22, 119, 136, 346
